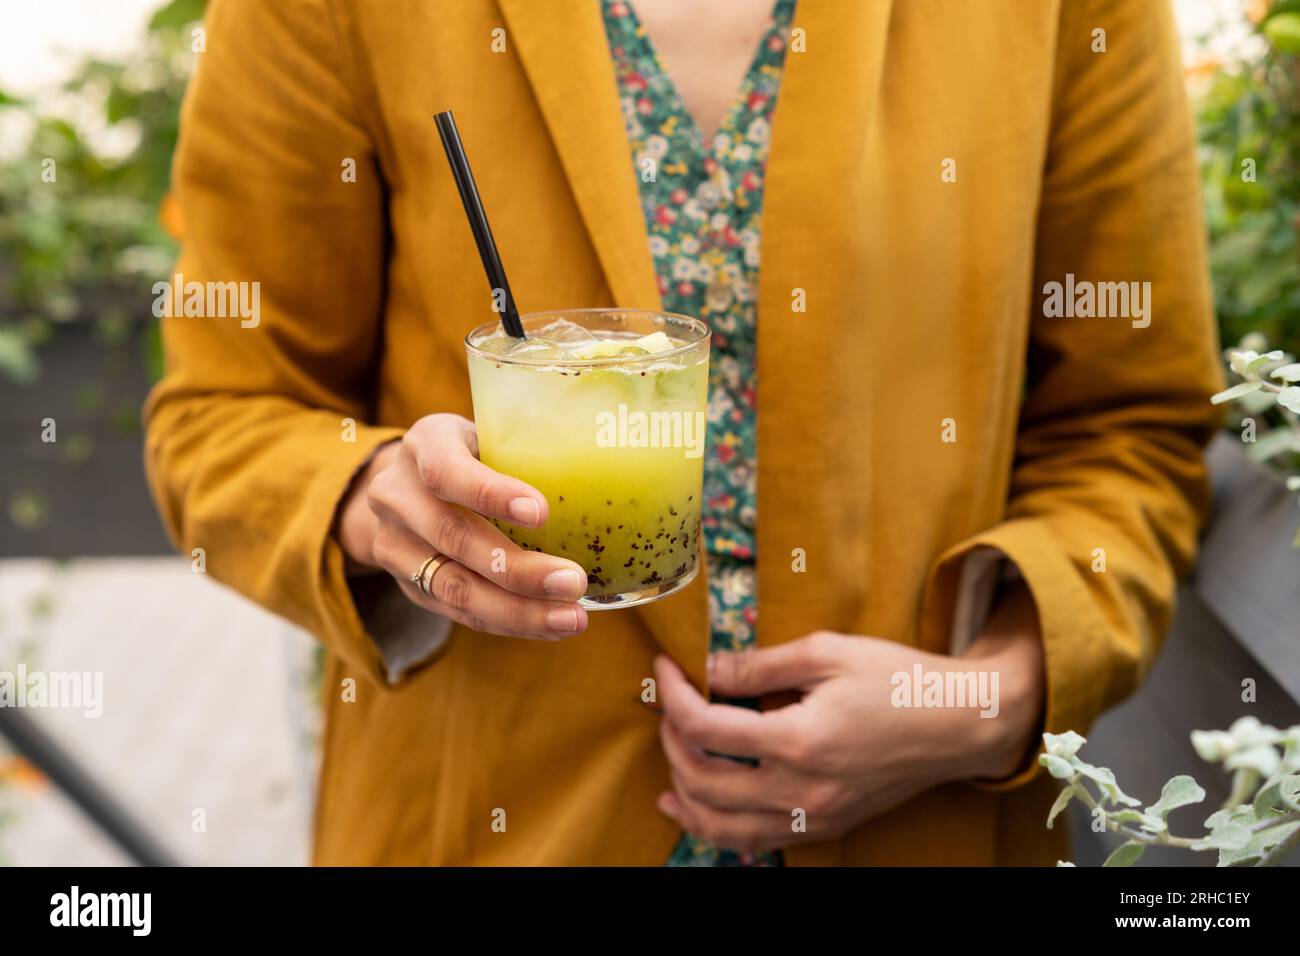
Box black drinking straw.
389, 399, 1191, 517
434, 110, 526, 338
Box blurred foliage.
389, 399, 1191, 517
0, 0, 205, 386
1198, 2, 1300, 356
1197, 2, 1300, 498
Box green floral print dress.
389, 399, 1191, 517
600, 0, 796, 867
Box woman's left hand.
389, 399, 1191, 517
653, 585, 1046, 853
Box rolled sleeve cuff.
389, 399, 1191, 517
308, 426, 452, 687
921, 518, 1112, 791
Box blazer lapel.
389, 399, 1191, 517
755, 0, 894, 647
755, 0, 894, 867
497, 0, 662, 311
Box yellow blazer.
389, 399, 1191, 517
145, 0, 1222, 865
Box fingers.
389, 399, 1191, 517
367, 454, 588, 602
656, 653, 852, 852
707, 631, 845, 698
658, 717, 795, 813
373, 523, 587, 640
654, 655, 800, 763
424, 558, 587, 639
362, 412, 593, 640
403, 414, 548, 527
656, 785, 794, 856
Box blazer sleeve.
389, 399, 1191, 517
920, 0, 1224, 787
143, 0, 409, 686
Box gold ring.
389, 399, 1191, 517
409, 555, 437, 587
413, 552, 451, 597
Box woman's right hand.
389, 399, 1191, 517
336, 413, 590, 639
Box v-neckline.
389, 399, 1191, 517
618, 0, 788, 161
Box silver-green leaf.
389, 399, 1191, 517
1226, 744, 1282, 777
1146, 775, 1206, 821
1254, 774, 1300, 816
1210, 381, 1263, 404
1103, 841, 1146, 867
1041, 754, 1076, 780
1043, 731, 1087, 759
1107, 808, 1167, 834
1047, 786, 1075, 830
1073, 760, 1142, 807
1271, 363, 1300, 382
1217, 821, 1300, 867
1192, 822, 1251, 852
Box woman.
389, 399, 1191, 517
146, 0, 1221, 865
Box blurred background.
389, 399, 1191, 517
0, 0, 1297, 865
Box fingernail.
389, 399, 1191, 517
508, 497, 540, 525
547, 607, 579, 632
544, 568, 586, 599
706, 653, 717, 678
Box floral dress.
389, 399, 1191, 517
601, 0, 796, 867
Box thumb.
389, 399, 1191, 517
708, 632, 844, 698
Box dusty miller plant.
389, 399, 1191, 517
1044, 718, 1300, 867
1213, 339, 1300, 527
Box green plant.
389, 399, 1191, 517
0, 0, 206, 385
1045, 719, 1300, 867
1197, 2, 1300, 359
1212, 337, 1300, 542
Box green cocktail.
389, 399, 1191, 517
466, 309, 710, 609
